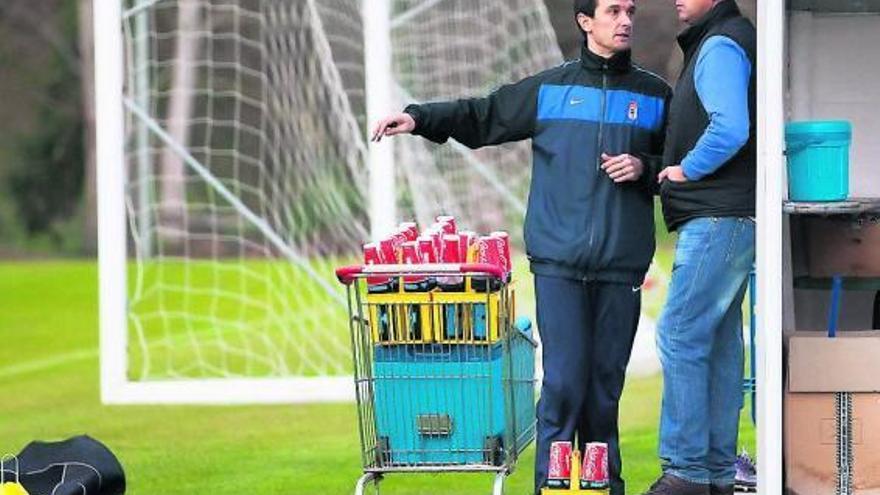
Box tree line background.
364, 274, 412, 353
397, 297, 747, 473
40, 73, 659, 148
0, 0, 755, 258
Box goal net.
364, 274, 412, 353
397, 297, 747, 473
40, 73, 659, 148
106, 0, 561, 403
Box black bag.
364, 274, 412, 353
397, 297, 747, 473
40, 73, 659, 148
1, 436, 125, 495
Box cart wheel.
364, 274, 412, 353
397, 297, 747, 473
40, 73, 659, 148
492, 471, 506, 495
375, 436, 391, 467
354, 472, 382, 495
483, 436, 504, 466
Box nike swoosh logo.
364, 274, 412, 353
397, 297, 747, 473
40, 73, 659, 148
632, 286, 642, 293
569, 98, 584, 106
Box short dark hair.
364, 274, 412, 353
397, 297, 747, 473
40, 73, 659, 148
574, 0, 597, 18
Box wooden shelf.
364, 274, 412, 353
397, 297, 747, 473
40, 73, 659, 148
790, 0, 880, 13
783, 198, 880, 216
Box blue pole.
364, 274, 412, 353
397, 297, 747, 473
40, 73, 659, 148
749, 270, 756, 426
828, 275, 843, 338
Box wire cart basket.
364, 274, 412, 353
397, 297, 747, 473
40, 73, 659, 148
335, 262, 537, 495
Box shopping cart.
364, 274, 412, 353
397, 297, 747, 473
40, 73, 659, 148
335, 262, 537, 495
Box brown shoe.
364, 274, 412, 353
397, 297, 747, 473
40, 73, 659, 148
710, 484, 734, 495
642, 474, 710, 495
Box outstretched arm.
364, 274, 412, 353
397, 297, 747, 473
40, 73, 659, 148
369, 74, 541, 149
371, 112, 416, 142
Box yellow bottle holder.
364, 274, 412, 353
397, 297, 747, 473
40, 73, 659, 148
366, 290, 435, 344
431, 289, 510, 344
364, 277, 515, 345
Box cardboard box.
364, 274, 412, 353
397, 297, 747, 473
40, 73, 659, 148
804, 217, 880, 277
788, 331, 880, 392
785, 392, 880, 495
786, 332, 880, 495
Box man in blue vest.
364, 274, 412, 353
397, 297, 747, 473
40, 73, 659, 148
644, 1, 755, 494
372, 1, 670, 493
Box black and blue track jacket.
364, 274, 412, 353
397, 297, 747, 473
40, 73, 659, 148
404, 45, 671, 285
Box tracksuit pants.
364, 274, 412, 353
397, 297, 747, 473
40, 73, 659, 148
533, 275, 641, 495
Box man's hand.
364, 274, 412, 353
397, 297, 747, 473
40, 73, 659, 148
600, 153, 644, 183
371, 112, 416, 142
658, 165, 689, 183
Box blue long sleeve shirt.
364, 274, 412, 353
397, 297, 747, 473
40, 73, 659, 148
680, 35, 752, 181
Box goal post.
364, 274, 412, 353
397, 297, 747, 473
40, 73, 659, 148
98, 0, 562, 405
96, 0, 128, 405
363, 0, 396, 240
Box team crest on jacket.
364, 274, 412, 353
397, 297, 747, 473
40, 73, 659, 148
627, 100, 638, 121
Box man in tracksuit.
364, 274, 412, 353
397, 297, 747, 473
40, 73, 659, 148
372, 1, 671, 493
645, 1, 755, 495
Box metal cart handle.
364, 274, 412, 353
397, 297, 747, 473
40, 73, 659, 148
335, 263, 507, 285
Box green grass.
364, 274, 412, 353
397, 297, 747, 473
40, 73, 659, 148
0, 261, 754, 494
125, 256, 357, 379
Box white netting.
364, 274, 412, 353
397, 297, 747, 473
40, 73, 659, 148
391, 0, 563, 236
118, 0, 560, 389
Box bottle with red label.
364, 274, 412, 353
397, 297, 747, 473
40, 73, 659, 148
364, 242, 394, 341
457, 230, 475, 261
436, 234, 465, 339
580, 442, 610, 490
490, 231, 513, 278
399, 221, 419, 241
416, 234, 439, 293
470, 234, 506, 293
437, 234, 465, 291
417, 235, 438, 264
546, 441, 573, 489
400, 240, 432, 341
363, 242, 392, 292
378, 236, 399, 267
423, 228, 443, 262
391, 229, 409, 258
435, 215, 457, 234
401, 240, 434, 293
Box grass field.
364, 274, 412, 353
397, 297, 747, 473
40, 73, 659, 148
0, 261, 754, 494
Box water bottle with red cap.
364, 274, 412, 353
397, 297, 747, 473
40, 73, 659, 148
437, 234, 464, 339
398, 221, 419, 241
400, 240, 435, 340
435, 214, 457, 234
364, 242, 394, 341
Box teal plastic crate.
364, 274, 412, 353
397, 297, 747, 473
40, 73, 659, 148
372, 320, 535, 466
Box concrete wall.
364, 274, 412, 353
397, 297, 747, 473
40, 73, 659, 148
789, 12, 880, 197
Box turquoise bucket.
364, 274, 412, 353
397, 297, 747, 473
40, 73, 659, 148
785, 120, 851, 202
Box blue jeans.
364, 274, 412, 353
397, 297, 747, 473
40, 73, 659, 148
657, 217, 755, 485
